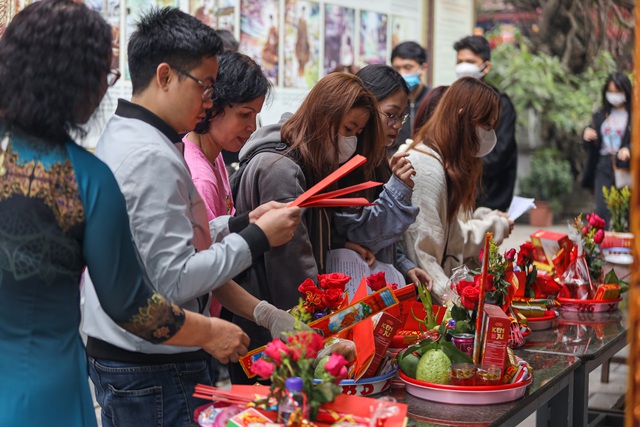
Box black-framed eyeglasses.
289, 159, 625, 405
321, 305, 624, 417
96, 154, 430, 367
107, 69, 121, 87
380, 111, 409, 127
169, 65, 214, 101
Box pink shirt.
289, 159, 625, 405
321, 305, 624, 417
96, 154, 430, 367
182, 136, 236, 221
182, 135, 236, 317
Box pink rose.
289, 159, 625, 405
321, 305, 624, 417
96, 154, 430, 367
325, 353, 348, 378
250, 358, 275, 379
317, 273, 351, 291
593, 229, 605, 244
587, 213, 606, 230
287, 331, 324, 359
505, 248, 516, 262
366, 271, 387, 291
264, 339, 290, 365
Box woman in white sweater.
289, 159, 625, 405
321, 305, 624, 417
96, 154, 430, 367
403, 77, 512, 302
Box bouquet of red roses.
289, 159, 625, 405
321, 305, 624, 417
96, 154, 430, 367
295, 273, 351, 320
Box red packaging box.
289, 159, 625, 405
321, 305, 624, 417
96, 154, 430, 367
601, 231, 634, 249
530, 230, 572, 272
362, 312, 402, 378
480, 304, 510, 369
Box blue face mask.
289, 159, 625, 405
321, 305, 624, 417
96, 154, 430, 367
403, 73, 421, 90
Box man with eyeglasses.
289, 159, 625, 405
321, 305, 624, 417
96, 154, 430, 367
82, 8, 302, 427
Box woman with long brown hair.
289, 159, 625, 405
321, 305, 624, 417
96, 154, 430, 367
229, 72, 387, 383
403, 77, 512, 301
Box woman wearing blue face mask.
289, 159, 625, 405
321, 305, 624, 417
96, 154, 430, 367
581, 72, 632, 227
402, 77, 513, 302
229, 72, 386, 384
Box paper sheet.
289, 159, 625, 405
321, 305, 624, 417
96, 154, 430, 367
507, 196, 537, 221
325, 248, 406, 303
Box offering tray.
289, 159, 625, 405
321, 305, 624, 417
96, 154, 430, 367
525, 310, 557, 331
398, 371, 532, 405
557, 297, 621, 313
314, 368, 396, 397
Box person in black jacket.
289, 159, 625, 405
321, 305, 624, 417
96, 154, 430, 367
581, 72, 632, 226
453, 35, 517, 212
390, 41, 429, 154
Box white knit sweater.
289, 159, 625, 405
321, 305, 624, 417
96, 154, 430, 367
402, 144, 510, 301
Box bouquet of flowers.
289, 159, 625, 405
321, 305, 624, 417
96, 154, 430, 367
294, 273, 351, 321
560, 213, 606, 298
250, 330, 347, 421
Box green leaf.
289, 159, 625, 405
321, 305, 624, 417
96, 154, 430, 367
451, 304, 469, 321
440, 341, 473, 364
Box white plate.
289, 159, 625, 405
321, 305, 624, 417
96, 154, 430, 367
604, 253, 634, 265
315, 368, 396, 397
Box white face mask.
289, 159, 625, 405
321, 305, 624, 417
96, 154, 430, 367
455, 62, 487, 80
337, 134, 358, 163
606, 92, 626, 107
475, 127, 497, 157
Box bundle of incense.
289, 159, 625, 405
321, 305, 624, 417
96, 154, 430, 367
289, 154, 381, 208
193, 384, 254, 406
472, 233, 492, 365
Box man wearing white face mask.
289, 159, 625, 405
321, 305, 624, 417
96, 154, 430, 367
390, 41, 430, 154
453, 35, 517, 213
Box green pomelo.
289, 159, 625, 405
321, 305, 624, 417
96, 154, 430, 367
314, 355, 331, 378
398, 351, 421, 379
416, 349, 451, 384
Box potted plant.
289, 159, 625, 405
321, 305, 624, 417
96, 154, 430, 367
518, 149, 573, 226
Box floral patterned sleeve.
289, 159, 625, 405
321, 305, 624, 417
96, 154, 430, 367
68, 143, 185, 343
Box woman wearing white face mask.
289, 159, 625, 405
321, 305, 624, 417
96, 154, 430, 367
229, 72, 386, 383
402, 77, 512, 302
581, 72, 632, 226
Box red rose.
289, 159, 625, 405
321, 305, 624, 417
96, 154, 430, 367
593, 229, 605, 244
474, 273, 493, 292
298, 278, 323, 311
581, 225, 589, 236
366, 271, 387, 291
287, 331, 324, 359
505, 248, 516, 262
455, 280, 474, 296
321, 288, 344, 310
517, 242, 534, 267
587, 213, 606, 230
461, 286, 480, 311
317, 273, 351, 290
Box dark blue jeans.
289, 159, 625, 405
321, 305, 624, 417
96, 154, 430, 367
88, 357, 213, 427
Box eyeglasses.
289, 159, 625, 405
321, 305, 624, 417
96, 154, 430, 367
170, 65, 214, 101
107, 69, 121, 87
380, 111, 409, 127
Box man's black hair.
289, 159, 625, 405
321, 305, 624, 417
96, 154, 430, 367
390, 41, 427, 65
453, 35, 491, 62
128, 7, 223, 94
215, 29, 239, 53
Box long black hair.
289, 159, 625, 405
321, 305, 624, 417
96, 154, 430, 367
602, 72, 632, 115
194, 52, 271, 134
356, 64, 410, 101
0, 0, 112, 143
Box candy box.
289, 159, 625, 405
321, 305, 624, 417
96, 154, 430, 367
480, 304, 510, 370
226, 408, 273, 427
530, 230, 572, 274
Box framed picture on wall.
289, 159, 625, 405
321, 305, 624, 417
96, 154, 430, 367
283, 0, 320, 88
323, 4, 355, 75
359, 10, 388, 65
240, 0, 279, 85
